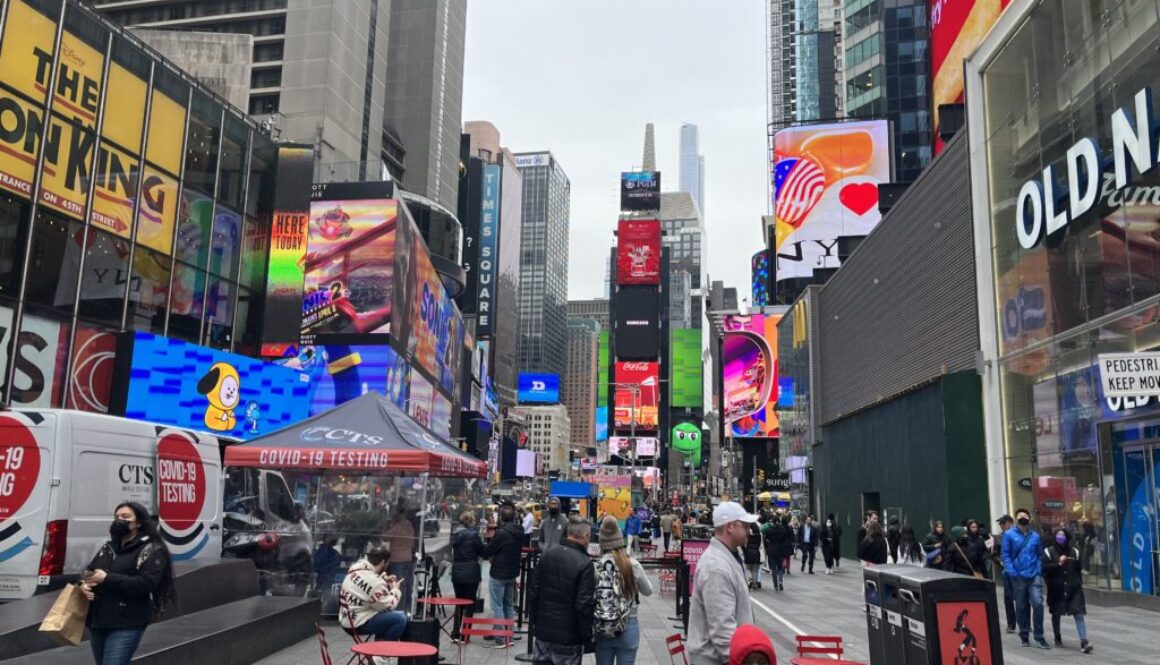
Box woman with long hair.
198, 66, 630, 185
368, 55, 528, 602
923, 520, 951, 568
896, 525, 925, 566
857, 520, 889, 566
594, 515, 653, 665
81, 501, 176, 665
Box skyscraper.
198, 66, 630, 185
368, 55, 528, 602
795, 0, 844, 122
567, 299, 610, 330
383, 0, 467, 211
679, 124, 705, 215
659, 192, 707, 328
91, 0, 392, 175
844, 0, 931, 182
516, 152, 571, 378
564, 319, 600, 452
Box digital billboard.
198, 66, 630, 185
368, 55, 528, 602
516, 449, 537, 478
931, 0, 1010, 154
670, 327, 703, 408
597, 331, 610, 407
594, 405, 609, 442
615, 286, 660, 360
111, 332, 311, 440
614, 361, 659, 431
275, 344, 409, 416
723, 314, 781, 437
620, 171, 661, 212
518, 373, 560, 404
608, 436, 658, 457
401, 207, 465, 399
770, 120, 890, 284
260, 145, 315, 357
475, 163, 501, 337
616, 219, 661, 285
300, 194, 397, 345
751, 250, 770, 308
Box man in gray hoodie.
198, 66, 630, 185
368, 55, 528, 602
687, 502, 756, 665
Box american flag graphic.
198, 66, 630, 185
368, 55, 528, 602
774, 156, 825, 227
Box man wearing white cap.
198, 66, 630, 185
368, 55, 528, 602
687, 501, 757, 665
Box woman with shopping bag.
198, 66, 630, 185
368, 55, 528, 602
79, 501, 176, 665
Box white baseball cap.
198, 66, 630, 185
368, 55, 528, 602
713, 501, 758, 528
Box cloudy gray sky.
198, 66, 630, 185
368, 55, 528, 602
462, 0, 768, 301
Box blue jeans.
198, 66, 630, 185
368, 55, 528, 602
594, 615, 639, 665
388, 561, 415, 612
89, 627, 146, 665
1051, 611, 1088, 642
357, 610, 408, 641
489, 577, 516, 645
1011, 576, 1045, 642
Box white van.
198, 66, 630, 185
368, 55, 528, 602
0, 410, 224, 601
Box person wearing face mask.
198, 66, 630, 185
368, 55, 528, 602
81, 502, 176, 665
1043, 529, 1092, 653
538, 497, 570, 552
819, 516, 839, 574
1001, 509, 1049, 649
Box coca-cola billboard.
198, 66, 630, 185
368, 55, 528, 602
614, 361, 659, 431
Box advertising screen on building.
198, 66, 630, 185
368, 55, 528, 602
594, 405, 609, 442
518, 373, 560, 404
275, 344, 409, 416
597, 331, 610, 407
751, 250, 770, 307
770, 120, 890, 284
620, 171, 661, 212
475, 163, 501, 337
516, 449, 537, 478
260, 145, 314, 357
616, 219, 661, 285
930, 0, 1010, 154
111, 332, 311, 440
670, 327, 703, 408
615, 286, 660, 360
300, 191, 397, 346
723, 314, 781, 437
614, 361, 659, 431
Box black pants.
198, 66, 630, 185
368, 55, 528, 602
800, 545, 816, 572
663, 532, 671, 551
451, 582, 478, 639
821, 543, 835, 569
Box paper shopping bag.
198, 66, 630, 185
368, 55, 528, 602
39, 584, 90, 646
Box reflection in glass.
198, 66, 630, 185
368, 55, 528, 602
26, 213, 82, 313
75, 229, 131, 325
127, 248, 171, 334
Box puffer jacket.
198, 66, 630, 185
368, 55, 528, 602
1000, 527, 1043, 580
764, 522, 795, 559
451, 526, 485, 585
85, 534, 169, 630
529, 540, 595, 646
339, 559, 402, 630
483, 520, 524, 580
1043, 543, 1086, 616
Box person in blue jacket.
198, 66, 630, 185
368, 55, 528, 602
623, 510, 643, 553
1001, 508, 1049, 649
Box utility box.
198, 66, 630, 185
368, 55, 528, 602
890, 566, 1003, 665
876, 567, 907, 664
863, 566, 887, 665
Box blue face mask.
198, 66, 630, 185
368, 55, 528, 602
1055, 533, 1067, 546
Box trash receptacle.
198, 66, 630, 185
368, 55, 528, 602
876, 567, 907, 665
894, 566, 1003, 665
862, 566, 887, 665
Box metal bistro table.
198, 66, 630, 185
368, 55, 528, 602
350, 640, 438, 665
416, 596, 476, 642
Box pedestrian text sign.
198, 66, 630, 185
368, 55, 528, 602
1098, 353, 1160, 397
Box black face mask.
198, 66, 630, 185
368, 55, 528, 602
109, 519, 133, 540
1017, 517, 1030, 527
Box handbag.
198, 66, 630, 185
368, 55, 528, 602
39, 583, 90, 646
954, 543, 985, 579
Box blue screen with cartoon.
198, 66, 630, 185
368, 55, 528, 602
122, 333, 311, 439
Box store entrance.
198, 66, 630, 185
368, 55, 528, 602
1117, 444, 1160, 596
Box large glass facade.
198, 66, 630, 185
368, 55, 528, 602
0, 0, 276, 412
983, 0, 1160, 595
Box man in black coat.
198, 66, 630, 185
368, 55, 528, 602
483, 504, 524, 647
797, 514, 818, 574
529, 518, 595, 665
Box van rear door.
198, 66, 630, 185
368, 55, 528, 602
0, 412, 57, 600
156, 428, 221, 561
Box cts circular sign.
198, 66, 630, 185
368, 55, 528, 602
157, 433, 206, 531
0, 416, 40, 521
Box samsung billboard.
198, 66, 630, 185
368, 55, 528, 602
614, 286, 660, 360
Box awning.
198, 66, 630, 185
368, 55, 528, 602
223, 392, 486, 477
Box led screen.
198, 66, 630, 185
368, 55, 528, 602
518, 373, 560, 404
723, 314, 781, 437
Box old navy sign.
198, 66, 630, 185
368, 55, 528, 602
1016, 86, 1160, 249
477, 163, 500, 337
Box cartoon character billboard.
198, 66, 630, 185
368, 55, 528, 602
276, 344, 409, 416
671, 422, 702, 467
723, 314, 780, 437
770, 120, 890, 284
113, 332, 311, 440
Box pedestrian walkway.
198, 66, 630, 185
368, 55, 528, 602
255, 558, 1160, 665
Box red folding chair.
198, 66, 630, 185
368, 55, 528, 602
665, 633, 689, 665
338, 595, 372, 665
459, 617, 515, 665
640, 543, 658, 560
792, 635, 866, 664
316, 623, 334, 665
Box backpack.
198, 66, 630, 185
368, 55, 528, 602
593, 556, 632, 638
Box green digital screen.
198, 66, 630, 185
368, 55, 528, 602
670, 327, 703, 408
597, 330, 610, 407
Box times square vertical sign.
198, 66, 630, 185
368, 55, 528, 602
476, 163, 500, 337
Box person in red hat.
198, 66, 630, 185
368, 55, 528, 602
729, 624, 776, 665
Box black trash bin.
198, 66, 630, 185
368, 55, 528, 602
894, 566, 1003, 665
862, 566, 887, 665
876, 566, 907, 665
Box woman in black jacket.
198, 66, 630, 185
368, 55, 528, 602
450, 511, 485, 640
945, 526, 983, 576
1043, 529, 1092, 652
857, 521, 889, 565
820, 516, 840, 574
81, 501, 175, 665
923, 521, 951, 568
744, 522, 763, 589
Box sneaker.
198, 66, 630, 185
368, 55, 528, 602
1081, 640, 1093, 654
1006, 626, 1016, 634
1035, 639, 1051, 650
1054, 637, 1063, 647
1020, 640, 1030, 648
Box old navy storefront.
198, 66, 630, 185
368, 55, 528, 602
969, 0, 1160, 600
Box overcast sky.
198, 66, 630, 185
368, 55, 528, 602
462, 0, 768, 302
